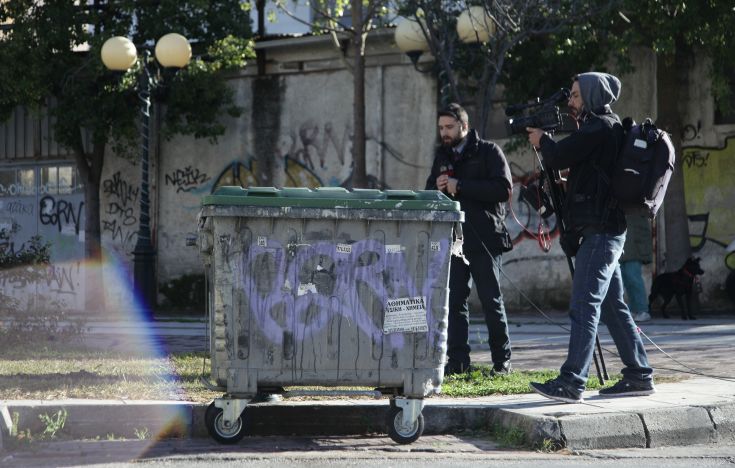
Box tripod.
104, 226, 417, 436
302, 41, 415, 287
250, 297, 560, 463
534, 150, 610, 385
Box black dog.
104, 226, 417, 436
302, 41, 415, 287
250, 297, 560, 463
648, 257, 704, 320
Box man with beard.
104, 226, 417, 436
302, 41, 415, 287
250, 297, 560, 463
425, 103, 514, 377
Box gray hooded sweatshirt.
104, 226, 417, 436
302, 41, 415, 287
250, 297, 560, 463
576, 72, 621, 114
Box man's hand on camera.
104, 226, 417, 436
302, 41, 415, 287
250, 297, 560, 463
526, 127, 545, 149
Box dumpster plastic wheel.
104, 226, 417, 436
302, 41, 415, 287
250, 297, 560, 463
205, 402, 246, 444
386, 406, 424, 444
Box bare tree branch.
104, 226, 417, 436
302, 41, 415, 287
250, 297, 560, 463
409, 0, 619, 135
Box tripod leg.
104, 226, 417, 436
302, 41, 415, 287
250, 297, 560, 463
592, 349, 604, 385
595, 334, 609, 380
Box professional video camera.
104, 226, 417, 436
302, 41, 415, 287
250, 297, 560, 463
505, 88, 570, 136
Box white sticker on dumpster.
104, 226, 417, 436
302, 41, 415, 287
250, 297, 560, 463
430, 241, 440, 252
297, 282, 317, 296
385, 244, 403, 254
383, 296, 428, 334
336, 243, 352, 254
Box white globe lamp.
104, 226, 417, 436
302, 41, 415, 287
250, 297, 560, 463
101, 36, 137, 71
456, 6, 495, 44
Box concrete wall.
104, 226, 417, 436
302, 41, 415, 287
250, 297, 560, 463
0, 164, 86, 310
678, 55, 735, 310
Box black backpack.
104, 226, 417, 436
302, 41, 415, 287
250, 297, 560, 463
611, 117, 675, 219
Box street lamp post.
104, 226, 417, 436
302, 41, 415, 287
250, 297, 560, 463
101, 34, 191, 314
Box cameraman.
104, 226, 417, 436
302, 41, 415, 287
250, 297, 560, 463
425, 103, 514, 377
526, 72, 654, 403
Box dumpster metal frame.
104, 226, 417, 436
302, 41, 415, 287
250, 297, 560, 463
198, 187, 463, 444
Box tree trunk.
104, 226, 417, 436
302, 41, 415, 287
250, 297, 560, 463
75, 142, 105, 313
350, 0, 367, 189
656, 46, 692, 273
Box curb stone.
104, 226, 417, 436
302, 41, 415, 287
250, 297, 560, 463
707, 402, 735, 443
488, 409, 562, 448
558, 413, 646, 449
3, 400, 735, 450
640, 406, 717, 448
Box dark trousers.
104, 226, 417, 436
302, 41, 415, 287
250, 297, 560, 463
446, 250, 511, 369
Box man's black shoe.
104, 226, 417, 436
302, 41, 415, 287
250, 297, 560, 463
490, 361, 512, 377
530, 378, 583, 403
598, 379, 656, 397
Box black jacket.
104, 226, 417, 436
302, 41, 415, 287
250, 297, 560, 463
425, 129, 513, 254
539, 107, 626, 234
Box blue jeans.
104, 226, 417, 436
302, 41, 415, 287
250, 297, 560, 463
558, 232, 653, 395
620, 260, 649, 314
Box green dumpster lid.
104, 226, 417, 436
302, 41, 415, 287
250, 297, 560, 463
202, 186, 461, 211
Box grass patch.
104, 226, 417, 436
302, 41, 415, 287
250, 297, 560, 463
488, 423, 526, 448
440, 364, 615, 397
1, 346, 683, 402
0, 347, 219, 402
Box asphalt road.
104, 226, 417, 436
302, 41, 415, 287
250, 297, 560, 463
3, 436, 735, 467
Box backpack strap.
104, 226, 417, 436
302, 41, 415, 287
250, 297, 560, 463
589, 117, 626, 223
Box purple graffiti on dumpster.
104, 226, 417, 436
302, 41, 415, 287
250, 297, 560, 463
233, 237, 451, 355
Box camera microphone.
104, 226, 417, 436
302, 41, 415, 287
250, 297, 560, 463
548, 88, 570, 103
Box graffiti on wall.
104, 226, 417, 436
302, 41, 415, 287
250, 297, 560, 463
4, 200, 34, 216
102, 171, 138, 248
0, 225, 81, 308
165, 166, 211, 193
682, 136, 735, 252
287, 120, 352, 171
0, 262, 79, 296
39, 195, 84, 235
681, 121, 702, 143
0, 220, 23, 256
207, 120, 397, 194
682, 149, 710, 169
212, 157, 322, 193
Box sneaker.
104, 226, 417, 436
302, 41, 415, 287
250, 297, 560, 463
598, 379, 656, 397
633, 311, 652, 322
490, 361, 512, 376
530, 378, 583, 404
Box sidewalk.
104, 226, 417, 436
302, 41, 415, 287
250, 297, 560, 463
3, 378, 735, 450
3, 313, 735, 451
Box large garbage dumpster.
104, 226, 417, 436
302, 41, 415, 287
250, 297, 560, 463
197, 186, 463, 444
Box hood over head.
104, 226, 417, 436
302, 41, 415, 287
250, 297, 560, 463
576, 72, 621, 112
